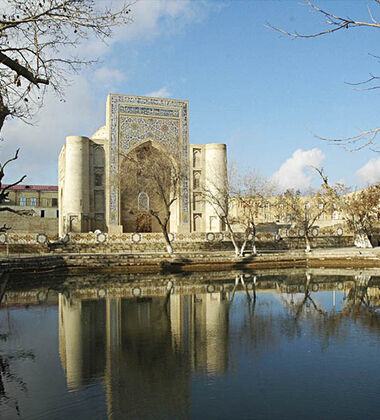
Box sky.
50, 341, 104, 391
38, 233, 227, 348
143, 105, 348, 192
2, 0, 380, 191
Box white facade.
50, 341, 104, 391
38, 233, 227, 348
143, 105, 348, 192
59, 94, 227, 236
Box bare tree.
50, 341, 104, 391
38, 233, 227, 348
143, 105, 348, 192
0, 0, 133, 133
269, 0, 380, 150
232, 170, 277, 255
313, 168, 380, 247
332, 184, 380, 248
201, 163, 243, 257
0, 149, 34, 231
277, 177, 335, 252
0, 1, 133, 229
202, 165, 275, 256
119, 142, 182, 254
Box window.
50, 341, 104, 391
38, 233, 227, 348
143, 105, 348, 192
286, 214, 291, 223
95, 173, 103, 187
19, 197, 27, 206
56, 210, 59, 218
193, 171, 201, 189
193, 149, 201, 168
193, 193, 202, 211
332, 210, 339, 220
41, 210, 45, 218
193, 214, 202, 231
94, 147, 105, 166
265, 201, 270, 210
305, 201, 310, 209
306, 213, 310, 220
138, 192, 149, 211
318, 203, 323, 210
30, 197, 37, 206
52, 198, 58, 207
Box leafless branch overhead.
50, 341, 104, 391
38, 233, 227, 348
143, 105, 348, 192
267, 0, 380, 39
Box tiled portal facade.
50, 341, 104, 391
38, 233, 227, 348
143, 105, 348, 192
59, 94, 227, 236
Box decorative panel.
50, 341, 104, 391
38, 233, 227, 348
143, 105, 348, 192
107, 95, 189, 226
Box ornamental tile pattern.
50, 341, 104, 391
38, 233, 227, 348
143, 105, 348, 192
108, 95, 189, 226
0, 231, 350, 246
119, 116, 180, 155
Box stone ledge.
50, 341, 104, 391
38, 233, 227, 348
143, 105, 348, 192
0, 247, 379, 275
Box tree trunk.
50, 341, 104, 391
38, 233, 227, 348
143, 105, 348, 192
239, 238, 248, 256
0, 273, 9, 306
252, 237, 257, 255
230, 232, 240, 256
224, 219, 240, 256
161, 226, 173, 254
354, 232, 373, 248
150, 211, 173, 254
0, 93, 10, 134
305, 235, 311, 252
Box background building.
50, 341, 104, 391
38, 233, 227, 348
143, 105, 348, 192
1, 184, 58, 234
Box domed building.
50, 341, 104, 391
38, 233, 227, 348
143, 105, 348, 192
58, 94, 227, 236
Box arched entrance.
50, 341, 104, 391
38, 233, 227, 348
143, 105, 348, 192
119, 141, 175, 233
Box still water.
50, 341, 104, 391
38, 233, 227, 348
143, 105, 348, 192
1, 269, 380, 419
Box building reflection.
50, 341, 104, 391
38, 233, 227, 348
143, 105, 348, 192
58, 290, 230, 418
170, 293, 229, 375
57, 273, 380, 418
59, 296, 107, 389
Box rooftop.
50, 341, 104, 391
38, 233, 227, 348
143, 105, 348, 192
2, 184, 58, 192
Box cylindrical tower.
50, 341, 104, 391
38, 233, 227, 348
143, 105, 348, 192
204, 143, 227, 232
62, 136, 90, 233
59, 295, 83, 390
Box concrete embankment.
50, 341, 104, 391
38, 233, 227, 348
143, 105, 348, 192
0, 248, 379, 275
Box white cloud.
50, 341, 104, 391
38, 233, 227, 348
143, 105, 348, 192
0, 0, 211, 185
356, 158, 380, 185
94, 66, 126, 84
145, 86, 171, 98
84, 0, 208, 56
1, 75, 104, 185
271, 148, 325, 191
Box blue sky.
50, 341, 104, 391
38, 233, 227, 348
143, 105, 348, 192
3, 0, 380, 190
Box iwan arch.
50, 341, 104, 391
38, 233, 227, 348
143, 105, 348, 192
59, 94, 227, 236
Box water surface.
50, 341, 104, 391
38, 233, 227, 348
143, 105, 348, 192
1, 270, 380, 419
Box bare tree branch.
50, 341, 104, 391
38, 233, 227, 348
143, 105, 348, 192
268, 0, 380, 39
119, 142, 182, 254
0, 223, 11, 233
0, 0, 134, 131
0, 52, 49, 86
316, 128, 380, 152
0, 207, 35, 216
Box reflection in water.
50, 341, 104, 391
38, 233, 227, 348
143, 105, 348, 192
59, 296, 106, 389
170, 293, 229, 375
59, 291, 230, 418
3, 270, 380, 419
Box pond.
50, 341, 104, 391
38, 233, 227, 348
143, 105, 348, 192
1, 269, 380, 419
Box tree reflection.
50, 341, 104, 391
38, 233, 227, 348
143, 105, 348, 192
0, 274, 34, 417
293, 274, 326, 320
343, 275, 376, 315
277, 273, 380, 349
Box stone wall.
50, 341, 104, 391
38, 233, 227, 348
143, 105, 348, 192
0, 213, 58, 235
0, 230, 354, 255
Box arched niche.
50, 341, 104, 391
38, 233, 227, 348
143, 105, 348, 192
119, 141, 178, 233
